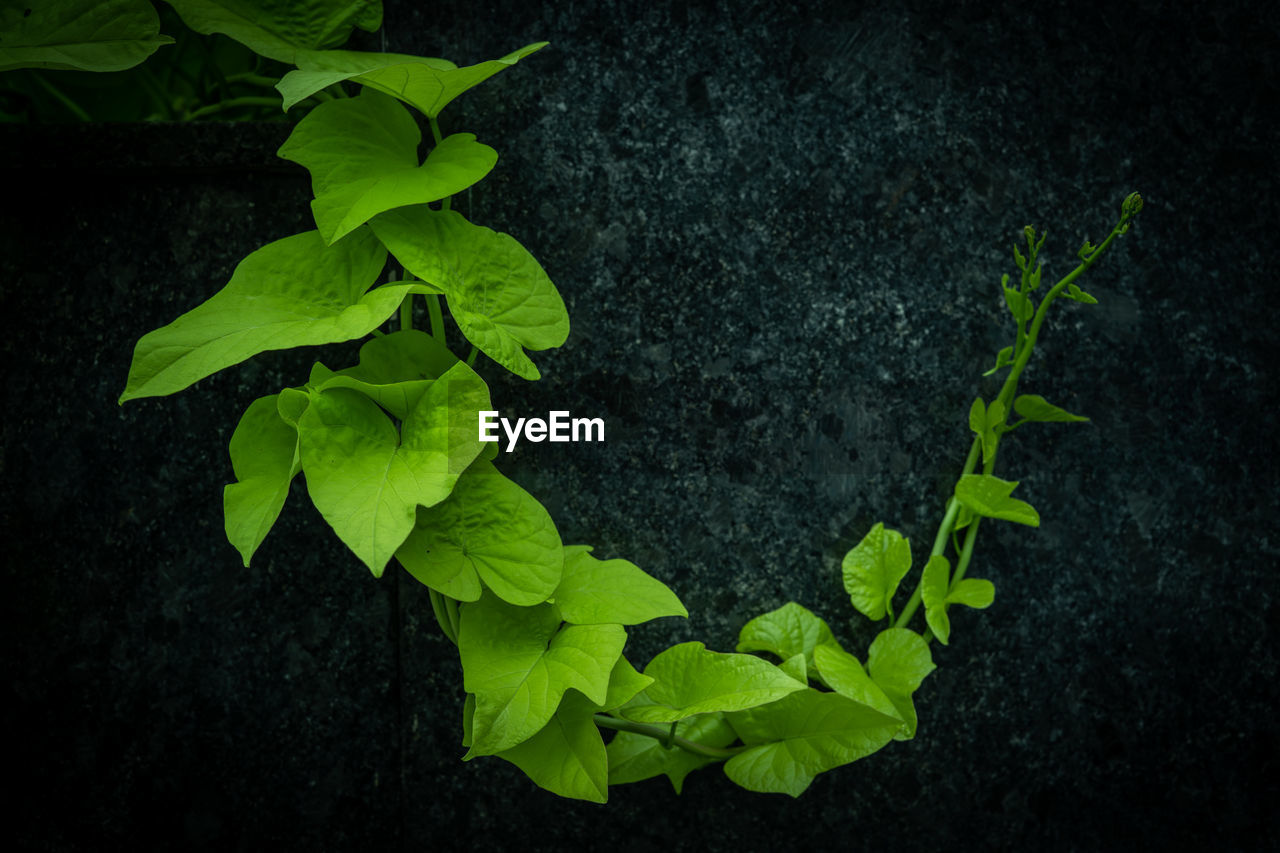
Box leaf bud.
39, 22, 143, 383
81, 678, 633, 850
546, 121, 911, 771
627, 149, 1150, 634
1122, 192, 1143, 219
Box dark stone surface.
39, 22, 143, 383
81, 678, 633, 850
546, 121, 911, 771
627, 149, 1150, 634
3, 0, 1277, 849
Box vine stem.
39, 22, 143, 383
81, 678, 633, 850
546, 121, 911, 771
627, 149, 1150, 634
893, 202, 1140, 636
592, 715, 746, 760
184, 96, 282, 120
428, 116, 452, 211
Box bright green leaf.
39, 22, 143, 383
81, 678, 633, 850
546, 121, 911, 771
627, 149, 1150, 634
458, 593, 625, 756
223, 394, 301, 567
1067, 282, 1099, 304
778, 653, 807, 683
920, 554, 952, 645
397, 459, 562, 606
165, 0, 381, 64
554, 545, 686, 625
1003, 287, 1031, 322
724, 689, 902, 797
948, 578, 995, 609
496, 691, 609, 804
968, 397, 985, 437
622, 642, 807, 724
0, 0, 174, 72
309, 330, 459, 420
601, 656, 653, 712
298, 362, 489, 576
278, 90, 497, 243
735, 602, 839, 671
119, 228, 393, 402
606, 711, 738, 794
983, 345, 1014, 377
841, 522, 912, 622
277, 41, 547, 116
954, 474, 1040, 527
1013, 394, 1090, 424
811, 644, 902, 725
867, 628, 935, 740
370, 207, 569, 380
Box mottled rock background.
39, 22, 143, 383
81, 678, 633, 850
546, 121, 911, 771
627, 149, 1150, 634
3, 0, 1277, 849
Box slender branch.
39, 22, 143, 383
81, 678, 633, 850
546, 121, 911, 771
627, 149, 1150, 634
428, 589, 458, 646
25, 71, 91, 121
427, 294, 445, 341
185, 96, 282, 120
592, 714, 746, 760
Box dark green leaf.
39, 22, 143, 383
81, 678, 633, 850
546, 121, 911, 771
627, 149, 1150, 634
0, 0, 174, 72
165, 0, 381, 64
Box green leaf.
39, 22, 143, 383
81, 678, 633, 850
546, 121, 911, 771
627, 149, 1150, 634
119, 228, 394, 402
622, 642, 807, 724
606, 711, 738, 794
778, 653, 807, 683
458, 593, 625, 756
165, 0, 381, 64
1003, 286, 1031, 323
1066, 283, 1099, 304
811, 644, 902, 725
277, 41, 547, 116
735, 602, 838, 671
983, 345, 1014, 377
395, 459, 563, 606
920, 554, 952, 645
278, 90, 497, 244
223, 394, 301, 567
948, 578, 995, 609
308, 330, 458, 421
1014, 394, 1089, 424
554, 545, 686, 625
0, 0, 174, 72
841, 522, 912, 622
954, 474, 1040, 527
968, 397, 985, 437
297, 362, 490, 575
723, 689, 902, 797
370, 207, 569, 380
496, 691, 609, 804
867, 628, 935, 740
494, 655, 653, 803
1077, 239, 1097, 260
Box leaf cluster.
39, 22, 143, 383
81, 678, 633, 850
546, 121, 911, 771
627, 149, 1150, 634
108, 0, 1144, 805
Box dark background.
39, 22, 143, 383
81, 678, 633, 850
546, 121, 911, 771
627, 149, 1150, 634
3, 0, 1278, 849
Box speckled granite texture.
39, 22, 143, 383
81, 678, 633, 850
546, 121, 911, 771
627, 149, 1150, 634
2, 0, 1277, 849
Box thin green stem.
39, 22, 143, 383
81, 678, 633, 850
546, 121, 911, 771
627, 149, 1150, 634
592, 715, 746, 760
224, 71, 280, 88
136, 66, 177, 120
428, 589, 458, 646
466, 346, 479, 367
399, 294, 413, 332
427, 116, 453, 211
426, 294, 445, 341
185, 96, 282, 120
894, 438, 980, 630
25, 71, 91, 121
325, 82, 349, 98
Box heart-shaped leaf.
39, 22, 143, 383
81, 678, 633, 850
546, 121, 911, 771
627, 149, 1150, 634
841, 522, 912, 621
277, 42, 547, 115
165, 0, 381, 64
554, 545, 686, 625
223, 393, 301, 566
278, 89, 497, 243
120, 228, 396, 402
0, 0, 174, 73
370, 207, 569, 379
